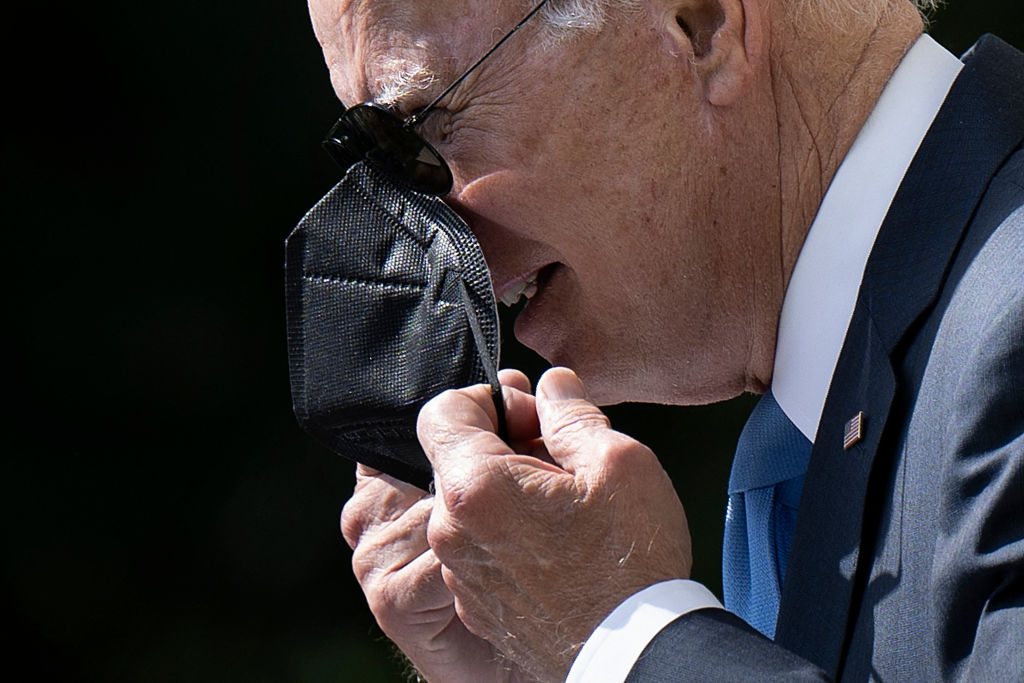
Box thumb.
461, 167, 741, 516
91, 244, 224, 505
535, 367, 613, 472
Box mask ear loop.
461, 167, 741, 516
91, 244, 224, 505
456, 278, 508, 442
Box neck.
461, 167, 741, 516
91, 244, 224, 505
772, 5, 923, 279
744, 4, 923, 391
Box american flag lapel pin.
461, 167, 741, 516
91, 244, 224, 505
843, 411, 865, 450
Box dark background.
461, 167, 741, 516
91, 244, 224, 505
5, 3, 1021, 681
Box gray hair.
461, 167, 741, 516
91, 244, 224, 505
536, 0, 640, 38
534, 0, 942, 37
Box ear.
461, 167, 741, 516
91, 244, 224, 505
660, 0, 763, 106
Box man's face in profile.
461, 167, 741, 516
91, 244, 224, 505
308, 0, 772, 405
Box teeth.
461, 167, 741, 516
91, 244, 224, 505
499, 272, 539, 307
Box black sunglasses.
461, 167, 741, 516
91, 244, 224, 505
322, 0, 551, 196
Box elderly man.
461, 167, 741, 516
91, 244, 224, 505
307, 0, 1024, 680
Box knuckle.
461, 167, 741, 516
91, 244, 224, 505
416, 388, 462, 439
340, 496, 369, 549
350, 543, 377, 584
426, 508, 458, 560
597, 436, 635, 464
358, 562, 410, 628
441, 475, 480, 515
427, 505, 483, 567
363, 578, 396, 623
438, 463, 502, 522
550, 403, 611, 440
595, 435, 653, 477
401, 554, 441, 601
429, 470, 513, 562
340, 480, 428, 550
416, 388, 445, 424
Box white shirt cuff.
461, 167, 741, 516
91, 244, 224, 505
565, 579, 724, 683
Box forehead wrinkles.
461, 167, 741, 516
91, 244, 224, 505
315, 0, 426, 105
324, 0, 523, 106
357, 2, 454, 106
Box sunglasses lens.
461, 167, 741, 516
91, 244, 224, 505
322, 104, 453, 195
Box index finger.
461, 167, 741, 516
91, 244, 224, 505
416, 383, 514, 482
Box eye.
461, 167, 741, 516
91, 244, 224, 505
412, 108, 456, 146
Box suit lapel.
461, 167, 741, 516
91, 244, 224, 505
774, 35, 1024, 677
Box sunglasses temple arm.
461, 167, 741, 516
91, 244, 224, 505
405, 0, 551, 129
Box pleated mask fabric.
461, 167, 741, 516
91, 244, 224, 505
285, 162, 503, 490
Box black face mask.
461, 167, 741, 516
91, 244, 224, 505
285, 163, 504, 490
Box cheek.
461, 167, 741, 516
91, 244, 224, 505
562, 194, 686, 299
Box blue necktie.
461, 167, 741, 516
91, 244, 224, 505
722, 390, 812, 638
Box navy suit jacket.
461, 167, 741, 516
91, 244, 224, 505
627, 35, 1024, 681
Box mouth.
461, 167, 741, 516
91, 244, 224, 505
495, 264, 558, 308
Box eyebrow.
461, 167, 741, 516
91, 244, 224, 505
372, 57, 436, 107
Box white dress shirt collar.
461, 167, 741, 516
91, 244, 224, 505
770, 34, 963, 442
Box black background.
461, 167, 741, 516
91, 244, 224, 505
5, 3, 1021, 681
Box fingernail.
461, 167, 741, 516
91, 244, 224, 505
540, 368, 585, 401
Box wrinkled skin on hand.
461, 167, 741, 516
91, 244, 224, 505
342, 367, 692, 682
420, 367, 693, 681
341, 370, 541, 683
341, 482, 534, 682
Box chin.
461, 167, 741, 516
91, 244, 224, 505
567, 360, 657, 407
579, 378, 629, 407
574, 361, 751, 408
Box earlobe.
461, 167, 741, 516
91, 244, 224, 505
662, 0, 761, 106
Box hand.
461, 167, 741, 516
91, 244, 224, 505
420, 367, 693, 681
340, 371, 541, 683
